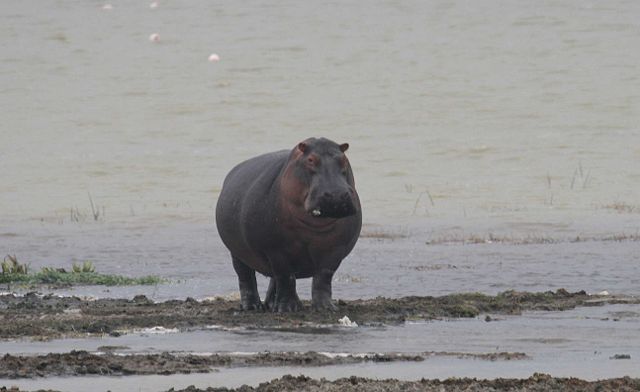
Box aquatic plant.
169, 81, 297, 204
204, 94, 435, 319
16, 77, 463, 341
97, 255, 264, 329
72, 261, 96, 273
2, 255, 28, 275
0, 257, 164, 286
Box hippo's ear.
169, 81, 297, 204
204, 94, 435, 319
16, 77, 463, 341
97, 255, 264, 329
339, 143, 349, 153
297, 142, 308, 153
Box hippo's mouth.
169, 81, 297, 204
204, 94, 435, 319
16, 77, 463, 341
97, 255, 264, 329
302, 190, 357, 220
307, 202, 357, 219
296, 212, 338, 232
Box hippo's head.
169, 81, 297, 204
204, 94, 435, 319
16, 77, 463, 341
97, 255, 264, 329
285, 137, 359, 219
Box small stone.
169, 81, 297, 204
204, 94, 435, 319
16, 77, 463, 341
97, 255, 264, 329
610, 354, 631, 360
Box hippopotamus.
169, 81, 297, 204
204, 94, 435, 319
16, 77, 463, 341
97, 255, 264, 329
215, 137, 362, 312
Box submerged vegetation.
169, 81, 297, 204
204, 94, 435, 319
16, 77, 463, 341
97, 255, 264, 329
1, 255, 163, 287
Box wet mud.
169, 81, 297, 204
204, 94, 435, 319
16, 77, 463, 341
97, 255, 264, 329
3, 373, 639, 392
0, 350, 528, 379
169, 374, 640, 392
1, 290, 637, 340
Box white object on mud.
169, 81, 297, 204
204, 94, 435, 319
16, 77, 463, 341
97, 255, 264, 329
598, 290, 610, 296
102, 4, 113, 10
149, 2, 158, 8
139, 326, 179, 334
312, 209, 322, 216
149, 33, 160, 43
338, 315, 358, 327
208, 53, 221, 62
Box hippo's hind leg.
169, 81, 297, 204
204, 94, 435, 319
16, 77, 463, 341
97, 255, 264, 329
264, 273, 303, 313
264, 278, 276, 310
272, 274, 302, 312
265, 255, 302, 312
312, 268, 338, 311
263, 277, 299, 312
232, 256, 263, 311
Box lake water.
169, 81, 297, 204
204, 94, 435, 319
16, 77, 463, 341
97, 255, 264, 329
1, 0, 639, 386
1, 0, 639, 226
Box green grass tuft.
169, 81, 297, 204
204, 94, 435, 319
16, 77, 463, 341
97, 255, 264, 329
1, 256, 164, 286
72, 261, 96, 273
2, 255, 28, 275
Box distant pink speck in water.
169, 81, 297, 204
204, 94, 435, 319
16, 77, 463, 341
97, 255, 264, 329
149, 33, 160, 43
208, 53, 221, 62
102, 4, 113, 10
149, 2, 158, 9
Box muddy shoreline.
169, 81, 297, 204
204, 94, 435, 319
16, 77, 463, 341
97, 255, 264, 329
0, 350, 530, 379
171, 374, 640, 392
2, 373, 640, 392
2, 289, 638, 391
1, 289, 637, 340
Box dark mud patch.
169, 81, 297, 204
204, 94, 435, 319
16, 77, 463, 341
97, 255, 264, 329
2, 373, 639, 392
0, 290, 637, 340
0, 350, 432, 378
167, 374, 640, 392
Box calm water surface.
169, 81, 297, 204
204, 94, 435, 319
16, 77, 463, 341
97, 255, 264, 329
1, 0, 638, 224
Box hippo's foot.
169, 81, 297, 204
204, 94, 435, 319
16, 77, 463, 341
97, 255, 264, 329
240, 298, 264, 311
273, 296, 303, 313
239, 286, 264, 311
267, 275, 303, 312
264, 297, 276, 311
312, 297, 337, 312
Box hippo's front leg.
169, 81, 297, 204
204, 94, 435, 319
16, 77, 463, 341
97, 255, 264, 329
232, 256, 263, 311
312, 268, 337, 311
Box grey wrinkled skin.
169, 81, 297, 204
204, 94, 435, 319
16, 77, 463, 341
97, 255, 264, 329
215, 137, 362, 313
